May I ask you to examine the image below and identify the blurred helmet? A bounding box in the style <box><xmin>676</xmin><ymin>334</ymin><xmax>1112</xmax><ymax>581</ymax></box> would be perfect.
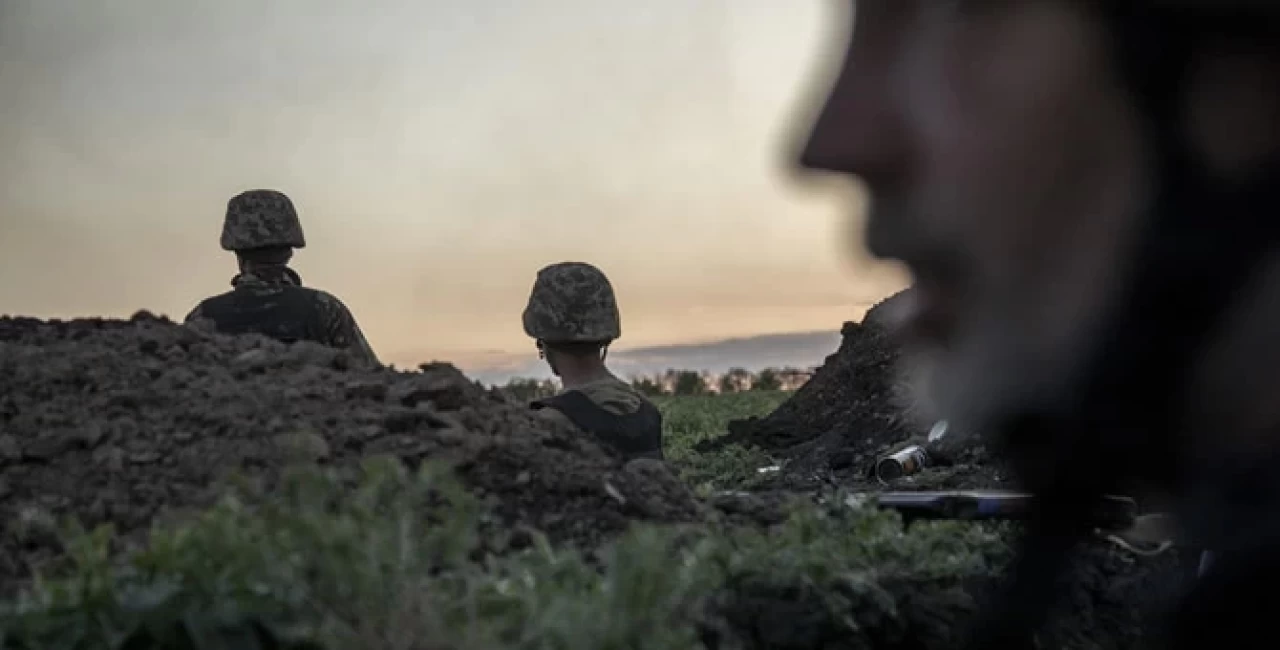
<box><xmin>220</xmin><ymin>189</ymin><xmax>306</xmax><ymax>251</ymax></box>
<box><xmin>522</xmin><ymin>262</ymin><xmax>622</xmax><ymax>343</ymax></box>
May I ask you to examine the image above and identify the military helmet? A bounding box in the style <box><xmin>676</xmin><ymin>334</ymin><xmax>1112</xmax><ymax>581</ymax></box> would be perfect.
<box><xmin>220</xmin><ymin>189</ymin><xmax>307</xmax><ymax>251</ymax></box>
<box><xmin>522</xmin><ymin>262</ymin><xmax>622</xmax><ymax>343</ymax></box>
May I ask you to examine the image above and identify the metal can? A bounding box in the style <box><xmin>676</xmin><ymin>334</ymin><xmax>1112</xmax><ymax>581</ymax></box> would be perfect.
<box><xmin>875</xmin><ymin>445</ymin><xmax>930</xmax><ymax>483</ymax></box>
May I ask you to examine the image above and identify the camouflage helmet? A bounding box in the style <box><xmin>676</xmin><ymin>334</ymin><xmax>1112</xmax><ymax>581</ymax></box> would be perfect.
<box><xmin>220</xmin><ymin>189</ymin><xmax>306</xmax><ymax>251</ymax></box>
<box><xmin>522</xmin><ymin>262</ymin><xmax>622</xmax><ymax>343</ymax></box>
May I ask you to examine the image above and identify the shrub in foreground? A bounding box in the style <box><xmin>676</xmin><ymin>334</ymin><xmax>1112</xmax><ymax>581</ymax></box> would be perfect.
<box><xmin>0</xmin><ymin>458</ymin><xmax>1008</xmax><ymax>650</ymax></box>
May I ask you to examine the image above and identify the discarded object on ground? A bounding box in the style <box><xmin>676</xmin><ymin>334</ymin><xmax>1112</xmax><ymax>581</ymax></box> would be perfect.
<box><xmin>872</xmin><ymin>419</ymin><xmax>952</xmax><ymax>483</ymax></box>
<box><xmin>860</xmin><ymin>490</ymin><xmax>1175</xmax><ymax>556</ymax></box>
<box><xmin>927</xmin><ymin>420</ymin><xmax>949</xmax><ymax>443</ymax></box>
<box><xmin>874</xmin><ymin>445</ymin><xmax>931</xmax><ymax>483</ymax></box>
<box><xmin>1102</xmin><ymin>513</ymin><xmax>1179</xmax><ymax>557</ymax></box>
<box><xmin>859</xmin><ymin>490</ymin><xmax>1139</xmax><ymax>532</ymax></box>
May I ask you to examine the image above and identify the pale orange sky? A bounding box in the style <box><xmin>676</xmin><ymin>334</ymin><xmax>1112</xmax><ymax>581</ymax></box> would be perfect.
<box><xmin>0</xmin><ymin>0</ymin><xmax>908</xmax><ymax>372</ymax></box>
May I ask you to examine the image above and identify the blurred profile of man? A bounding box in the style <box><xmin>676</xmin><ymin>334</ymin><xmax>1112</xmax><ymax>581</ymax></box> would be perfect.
<box><xmin>797</xmin><ymin>2</ymin><xmax>1280</xmax><ymax>647</ymax></box>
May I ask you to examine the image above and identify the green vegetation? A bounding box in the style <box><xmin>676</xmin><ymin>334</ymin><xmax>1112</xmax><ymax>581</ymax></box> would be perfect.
<box><xmin>657</xmin><ymin>391</ymin><xmax>788</xmax><ymax>495</ymax></box>
<box><xmin>497</xmin><ymin>367</ymin><xmax>814</xmax><ymax>400</ymax></box>
<box><xmin>0</xmin><ymin>395</ymin><xmax>1011</xmax><ymax>650</ymax></box>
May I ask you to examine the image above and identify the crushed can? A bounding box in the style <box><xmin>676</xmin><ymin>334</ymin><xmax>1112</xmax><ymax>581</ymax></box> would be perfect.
<box><xmin>875</xmin><ymin>445</ymin><xmax>929</xmax><ymax>483</ymax></box>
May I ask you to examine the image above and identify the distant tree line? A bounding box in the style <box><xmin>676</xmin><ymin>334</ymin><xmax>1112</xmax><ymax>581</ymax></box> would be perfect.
<box><xmin>495</xmin><ymin>367</ymin><xmax>813</xmax><ymax>401</ymax></box>
<box><xmin>497</xmin><ymin>377</ymin><xmax>561</xmax><ymax>402</ymax></box>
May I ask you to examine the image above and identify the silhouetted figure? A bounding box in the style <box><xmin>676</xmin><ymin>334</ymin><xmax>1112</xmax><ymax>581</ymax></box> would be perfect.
<box><xmin>185</xmin><ymin>189</ymin><xmax>379</xmax><ymax>367</ymax></box>
<box><xmin>523</xmin><ymin>261</ymin><xmax>663</xmax><ymax>461</ymax></box>
<box><xmin>797</xmin><ymin>2</ymin><xmax>1280</xmax><ymax>648</ymax></box>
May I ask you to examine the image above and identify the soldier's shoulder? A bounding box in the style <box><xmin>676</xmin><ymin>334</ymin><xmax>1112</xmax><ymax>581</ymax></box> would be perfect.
<box><xmin>635</xmin><ymin>389</ymin><xmax>660</xmax><ymax>409</ymax></box>
<box><xmin>299</xmin><ymin>286</ymin><xmax>343</xmax><ymax>303</ymax></box>
<box><xmin>533</xmin><ymin>405</ymin><xmax>576</xmax><ymax>428</ymax></box>
<box><xmin>198</xmin><ymin>288</ymin><xmax>236</xmax><ymax>303</ymax></box>
<box><xmin>183</xmin><ymin>295</ymin><xmax>221</xmax><ymax>329</ymax></box>
<box><xmin>296</xmin><ymin>287</ymin><xmax>354</xmax><ymax>312</ymax></box>
<box><xmin>576</xmin><ymin>376</ymin><xmax>648</xmax><ymax>415</ymax></box>
<box><xmin>602</xmin><ymin>375</ymin><xmax>649</xmax><ymax>399</ymax></box>
<box><xmin>187</xmin><ymin>291</ymin><xmax>233</xmax><ymax>316</ymax></box>
<box><xmin>632</xmin><ymin>387</ymin><xmax>661</xmax><ymax>413</ymax></box>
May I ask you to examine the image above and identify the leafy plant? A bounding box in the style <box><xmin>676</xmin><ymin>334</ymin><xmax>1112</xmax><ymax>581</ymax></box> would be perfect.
<box><xmin>1</xmin><ymin>456</ymin><xmax>1008</xmax><ymax>650</ymax></box>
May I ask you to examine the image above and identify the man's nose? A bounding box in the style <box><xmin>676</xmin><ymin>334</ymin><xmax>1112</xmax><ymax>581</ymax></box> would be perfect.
<box><xmin>796</xmin><ymin>58</ymin><xmax>908</xmax><ymax>189</ymax></box>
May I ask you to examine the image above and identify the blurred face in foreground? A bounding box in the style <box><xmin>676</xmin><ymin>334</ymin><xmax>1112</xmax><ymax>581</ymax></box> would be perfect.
<box><xmin>800</xmin><ymin>1</ymin><xmax>1154</xmax><ymax>432</ymax></box>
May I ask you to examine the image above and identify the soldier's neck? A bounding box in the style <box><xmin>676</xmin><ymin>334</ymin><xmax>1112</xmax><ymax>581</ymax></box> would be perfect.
<box><xmin>558</xmin><ymin>362</ymin><xmax>614</xmax><ymax>390</ymax></box>
<box><xmin>233</xmin><ymin>263</ymin><xmax>300</xmax><ymax>286</ymax></box>
<box><xmin>238</xmin><ymin>260</ymin><xmax>291</xmax><ymax>274</ymax></box>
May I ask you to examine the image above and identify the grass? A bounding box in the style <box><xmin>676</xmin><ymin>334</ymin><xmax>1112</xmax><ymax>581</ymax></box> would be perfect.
<box><xmin>655</xmin><ymin>391</ymin><xmax>789</xmax><ymax>495</ymax></box>
<box><xmin>0</xmin><ymin>393</ymin><xmax>1011</xmax><ymax>650</ymax></box>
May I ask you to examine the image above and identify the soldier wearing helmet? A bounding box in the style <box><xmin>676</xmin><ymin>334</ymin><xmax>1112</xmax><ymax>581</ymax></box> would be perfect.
<box><xmin>522</xmin><ymin>261</ymin><xmax>663</xmax><ymax>461</ymax></box>
<box><xmin>183</xmin><ymin>189</ymin><xmax>380</xmax><ymax>367</ymax></box>
<box><xmin>799</xmin><ymin>1</ymin><xmax>1280</xmax><ymax>648</ymax></box>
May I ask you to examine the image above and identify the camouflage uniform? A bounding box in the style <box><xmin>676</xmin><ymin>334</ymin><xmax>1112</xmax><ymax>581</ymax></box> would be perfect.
<box><xmin>522</xmin><ymin>262</ymin><xmax>663</xmax><ymax>460</ymax></box>
<box><xmin>184</xmin><ymin>189</ymin><xmax>380</xmax><ymax>368</ymax></box>
<box><xmin>184</xmin><ymin>267</ymin><xmax>379</xmax><ymax>366</ymax></box>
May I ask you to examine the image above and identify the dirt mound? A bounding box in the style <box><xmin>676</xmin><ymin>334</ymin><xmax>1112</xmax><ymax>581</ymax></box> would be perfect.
<box><xmin>861</xmin><ymin>286</ymin><xmax>914</xmax><ymax>329</ymax></box>
<box><xmin>0</xmin><ymin>312</ymin><xmax>701</xmax><ymax>589</ymax></box>
<box><xmin>701</xmin><ymin>288</ymin><xmax>1010</xmax><ymax>486</ymax></box>
<box><xmin>702</xmin><ymin>297</ymin><xmax>920</xmax><ymax>467</ymax></box>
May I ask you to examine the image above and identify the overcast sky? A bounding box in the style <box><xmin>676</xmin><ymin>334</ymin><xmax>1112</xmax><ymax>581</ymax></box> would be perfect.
<box><xmin>0</xmin><ymin>0</ymin><xmax>907</xmax><ymax>371</ymax></box>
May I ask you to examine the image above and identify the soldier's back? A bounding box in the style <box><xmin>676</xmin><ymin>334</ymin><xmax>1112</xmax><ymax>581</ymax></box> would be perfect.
<box><xmin>188</xmin><ymin>282</ymin><xmax>328</xmax><ymax>346</ymax></box>
<box><xmin>532</xmin><ymin>375</ymin><xmax>665</xmax><ymax>460</ymax></box>
<box><xmin>185</xmin><ymin>266</ymin><xmax>380</xmax><ymax>368</ymax></box>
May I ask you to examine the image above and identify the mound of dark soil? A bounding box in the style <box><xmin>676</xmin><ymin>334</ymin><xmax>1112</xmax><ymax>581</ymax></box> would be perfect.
<box><xmin>0</xmin><ymin>313</ymin><xmax>701</xmax><ymax>590</ymax></box>
<box><xmin>699</xmin><ymin>288</ymin><xmax>1013</xmax><ymax>488</ymax></box>
<box><xmin>707</xmin><ymin>319</ymin><xmax>908</xmax><ymax>451</ymax></box>
<box><xmin>0</xmin><ymin>310</ymin><xmax>1194</xmax><ymax>649</ymax></box>
<box><xmin>701</xmin><ymin>289</ymin><xmax>923</xmax><ymax>471</ymax></box>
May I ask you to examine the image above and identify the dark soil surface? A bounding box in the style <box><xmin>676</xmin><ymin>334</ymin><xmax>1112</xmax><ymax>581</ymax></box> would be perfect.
<box><xmin>703</xmin><ymin>316</ymin><xmax>911</xmax><ymax>455</ymax></box>
<box><xmin>701</xmin><ymin>289</ymin><xmax>939</xmax><ymax>483</ymax></box>
<box><xmin>0</xmin><ymin>310</ymin><xmax>1195</xmax><ymax>649</ymax></box>
<box><xmin>0</xmin><ymin>313</ymin><xmax>702</xmax><ymax>591</ymax></box>
<box><xmin>701</xmin><ymin>287</ymin><xmax>1008</xmax><ymax>490</ymax></box>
